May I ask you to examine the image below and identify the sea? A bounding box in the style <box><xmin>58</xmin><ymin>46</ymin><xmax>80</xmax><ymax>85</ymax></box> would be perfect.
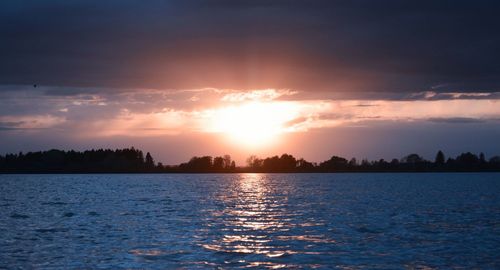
<box><xmin>1</xmin><ymin>173</ymin><xmax>499</xmax><ymax>269</ymax></box>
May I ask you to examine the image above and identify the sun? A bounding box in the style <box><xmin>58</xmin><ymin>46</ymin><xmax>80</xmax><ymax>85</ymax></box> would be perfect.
<box><xmin>210</xmin><ymin>102</ymin><xmax>298</xmax><ymax>147</ymax></box>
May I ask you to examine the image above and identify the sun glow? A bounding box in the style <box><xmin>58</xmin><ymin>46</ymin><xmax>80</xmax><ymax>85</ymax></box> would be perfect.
<box><xmin>210</xmin><ymin>102</ymin><xmax>298</xmax><ymax>147</ymax></box>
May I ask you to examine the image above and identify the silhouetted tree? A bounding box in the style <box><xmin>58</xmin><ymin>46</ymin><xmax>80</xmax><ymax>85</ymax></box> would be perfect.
<box><xmin>261</xmin><ymin>154</ymin><xmax>297</xmax><ymax>172</ymax></box>
<box><xmin>279</xmin><ymin>154</ymin><xmax>297</xmax><ymax>171</ymax></box>
<box><xmin>223</xmin><ymin>155</ymin><xmax>232</xmax><ymax>169</ymax></box>
<box><xmin>348</xmin><ymin>158</ymin><xmax>357</xmax><ymax>167</ymax></box>
<box><xmin>145</xmin><ymin>152</ymin><xmax>155</xmax><ymax>169</ymax></box>
<box><xmin>319</xmin><ymin>156</ymin><xmax>348</xmax><ymax>171</ymax></box>
<box><xmin>456</xmin><ymin>152</ymin><xmax>479</xmax><ymax>164</ymax></box>
<box><xmin>213</xmin><ymin>156</ymin><xmax>225</xmax><ymax>171</ymax></box>
<box><xmin>390</xmin><ymin>158</ymin><xmax>399</xmax><ymax>165</ymax></box>
<box><xmin>402</xmin><ymin>154</ymin><xmax>424</xmax><ymax>164</ymax></box>
<box><xmin>489</xmin><ymin>156</ymin><xmax>500</xmax><ymax>165</ymax></box>
<box><xmin>246</xmin><ymin>155</ymin><xmax>262</xmax><ymax>169</ymax></box>
<box><xmin>479</xmin><ymin>152</ymin><xmax>486</xmax><ymax>163</ymax></box>
<box><xmin>435</xmin><ymin>150</ymin><xmax>445</xmax><ymax>166</ymax></box>
<box><xmin>375</xmin><ymin>159</ymin><xmax>390</xmax><ymax>170</ymax></box>
<box><xmin>297</xmin><ymin>158</ymin><xmax>315</xmax><ymax>172</ymax></box>
<box><xmin>179</xmin><ymin>156</ymin><xmax>213</xmax><ymax>172</ymax></box>
<box><xmin>361</xmin><ymin>159</ymin><xmax>370</xmax><ymax>167</ymax></box>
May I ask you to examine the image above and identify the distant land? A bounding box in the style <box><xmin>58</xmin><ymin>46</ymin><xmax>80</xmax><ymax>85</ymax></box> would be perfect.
<box><xmin>1</xmin><ymin>148</ymin><xmax>499</xmax><ymax>173</ymax></box>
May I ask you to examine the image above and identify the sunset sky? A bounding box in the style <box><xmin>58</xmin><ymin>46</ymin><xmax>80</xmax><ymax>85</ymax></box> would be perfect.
<box><xmin>1</xmin><ymin>0</ymin><xmax>499</xmax><ymax>164</ymax></box>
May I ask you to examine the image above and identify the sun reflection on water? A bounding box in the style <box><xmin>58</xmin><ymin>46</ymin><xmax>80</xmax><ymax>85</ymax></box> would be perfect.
<box><xmin>196</xmin><ymin>173</ymin><xmax>338</xmax><ymax>268</ymax></box>
<box><xmin>200</xmin><ymin>174</ymin><xmax>293</xmax><ymax>259</ymax></box>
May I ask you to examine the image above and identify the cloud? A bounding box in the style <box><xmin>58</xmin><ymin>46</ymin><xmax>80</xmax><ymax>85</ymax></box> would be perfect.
<box><xmin>0</xmin><ymin>86</ymin><xmax>499</xmax><ymax>139</ymax></box>
<box><xmin>0</xmin><ymin>1</ymin><xmax>499</xmax><ymax>92</ymax></box>
<box><xmin>220</xmin><ymin>89</ymin><xmax>297</xmax><ymax>102</ymax></box>
<box><xmin>0</xmin><ymin>115</ymin><xmax>65</xmax><ymax>130</ymax></box>
<box><xmin>0</xmin><ymin>86</ymin><xmax>499</xmax><ymax>164</ymax></box>
<box><xmin>74</xmin><ymin>109</ymin><xmax>190</xmax><ymax>137</ymax></box>
<box><xmin>407</xmin><ymin>91</ymin><xmax>500</xmax><ymax>101</ymax></box>
<box><xmin>0</xmin><ymin>121</ymin><xmax>25</xmax><ymax>130</ymax></box>
<box><xmin>426</xmin><ymin>117</ymin><xmax>491</xmax><ymax>124</ymax></box>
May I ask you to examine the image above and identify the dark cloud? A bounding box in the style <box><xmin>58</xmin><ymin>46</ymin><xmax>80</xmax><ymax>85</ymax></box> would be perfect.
<box><xmin>427</xmin><ymin>117</ymin><xmax>493</xmax><ymax>124</ymax></box>
<box><xmin>407</xmin><ymin>91</ymin><xmax>500</xmax><ymax>101</ymax></box>
<box><xmin>1</xmin><ymin>1</ymin><xmax>500</xmax><ymax>161</ymax></box>
<box><xmin>0</xmin><ymin>121</ymin><xmax>50</xmax><ymax>130</ymax></box>
<box><xmin>429</xmin><ymin>117</ymin><xmax>484</xmax><ymax>124</ymax></box>
<box><xmin>0</xmin><ymin>121</ymin><xmax>25</xmax><ymax>130</ymax></box>
<box><xmin>352</xmin><ymin>104</ymin><xmax>380</xmax><ymax>107</ymax></box>
<box><xmin>0</xmin><ymin>0</ymin><xmax>499</xmax><ymax>92</ymax></box>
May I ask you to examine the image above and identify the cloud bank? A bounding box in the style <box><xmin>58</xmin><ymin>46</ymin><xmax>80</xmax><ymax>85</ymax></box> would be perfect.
<box><xmin>0</xmin><ymin>0</ymin><xmax>499</xmax><ymax>92</ymax></box>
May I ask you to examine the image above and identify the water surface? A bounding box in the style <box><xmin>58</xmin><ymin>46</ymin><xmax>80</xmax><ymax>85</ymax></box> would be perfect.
<box><xmin>1</xmin><ymin>173</ymin><xmax>499</xmax><ymax>269</ymax></box>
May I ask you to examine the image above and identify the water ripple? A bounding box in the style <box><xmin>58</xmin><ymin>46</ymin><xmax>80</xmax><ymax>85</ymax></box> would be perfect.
<box><xmin>0</xmin><ymin>173</ymin><xmax>499</xmax><ymax>269</ymax></box>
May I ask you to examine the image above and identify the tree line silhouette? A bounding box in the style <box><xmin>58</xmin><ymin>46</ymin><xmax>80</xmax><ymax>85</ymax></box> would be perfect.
<box><xmin>245</xmin><ymin>151</ymin><xmax>500</xmax><ymax>172</ymax></box>
<box><xmin>0</xmin><ymin>148</ymin><xmax>155</xmax><ymax>173</ymax></box>
<box><xmin>0</xmin><ymin>148</ymin><xmax>499</xmax><ymax>173</ymax></box>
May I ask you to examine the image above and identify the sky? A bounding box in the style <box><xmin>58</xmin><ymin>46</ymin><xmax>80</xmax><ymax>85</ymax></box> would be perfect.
<box><xmin>0</xmin><ymin>0</ymin><xmax>499</xmax><ymax>165</ymax></box>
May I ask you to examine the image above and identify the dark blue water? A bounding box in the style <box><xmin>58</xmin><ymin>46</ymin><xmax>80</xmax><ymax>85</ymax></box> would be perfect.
<box><xmin>1</xmin><ymin>173</ymin><xmax>499</xmax><ymax>269</ymax></box>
